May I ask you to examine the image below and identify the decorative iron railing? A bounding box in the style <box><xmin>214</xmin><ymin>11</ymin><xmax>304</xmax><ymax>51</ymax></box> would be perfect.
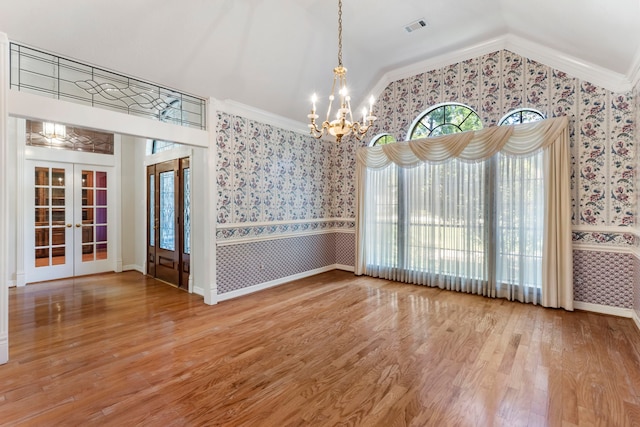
<box><xmin>9</xmin><ymin>43</ymin><xmax>207</xmax><ymax>130</ymax></box>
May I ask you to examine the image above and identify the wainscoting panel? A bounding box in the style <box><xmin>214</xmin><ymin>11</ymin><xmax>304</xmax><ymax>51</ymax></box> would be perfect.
<box><xmin>336</xmin><ymin>232</ymin><xmax>355</xmax><ymax>267</ymax></box>
<box><xmin>634</xmin><ymin>254</ymin><xmax>640</xmax><ymax>319</ymax></box>
<box><xmin>573</xmin><ymin>250</ymin><xmax>634</xmax><ymax>309</ymax></box>
<box><xmin>216</xmin><ymin>233</ymin><xmax>336</xmax><ymax>294</ymax></box>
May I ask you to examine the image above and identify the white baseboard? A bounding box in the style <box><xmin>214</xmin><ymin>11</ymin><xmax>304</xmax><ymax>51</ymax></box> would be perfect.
<box><xmin>217</xmin><ymin>265</ymin><xmax>340</xmax><ymax>302</ymax></box>
<box><xmin>573</xmin><ymin>301</ymin><xmax>633</xmax><ymax>318</ymax></box>
<box><xmin>0</xmin><ymin>334</ymin><xmax>7</xmax><ymax>364</ymax></box>
<box><xmin>122</xmin><ymin>264</ymin><xmax>144</xmax><ymax>274</ymax></box>
<box><xmin>16</xmin><ymin>272</ymin><xmax>25</xmax><ymax>287</ymax></box>
<box><xmin>633</xmin><ymin>310</ymin><xmax>640</xmax><ymax>332</ymax></box>
<box><xmin>335</xmin><ymin>264</ymin><xmax>355</xmax><ymax>272</ymax></box>
<box><xmin>193</xmin><ymin>286</ymin><xmax>204</xmax><ymax>297</ymax></box>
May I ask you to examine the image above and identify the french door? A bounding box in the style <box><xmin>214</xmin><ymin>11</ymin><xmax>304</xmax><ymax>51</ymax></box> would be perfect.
<box><xmin>147</xmin><ymin>158</ymin><xmax>190</xmax><ymax>289</ymax></box>
<box><xmin>26</xmin><ymin>161</ymin><xmax>113</xmax><ymax>283</ymax></box>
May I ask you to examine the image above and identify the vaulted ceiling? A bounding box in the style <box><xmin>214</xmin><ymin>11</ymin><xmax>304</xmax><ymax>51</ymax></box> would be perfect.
<box><xmin>2</xmin><ymin>0</ymin><xmax>639</xmax><ymax>125</ymax></box>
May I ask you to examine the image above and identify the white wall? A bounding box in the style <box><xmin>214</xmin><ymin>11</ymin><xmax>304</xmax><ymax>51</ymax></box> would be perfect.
<box><xmin>119</xmin><ymin>135</ymin><xmax>147</xmax><ymax>272</ymax></box>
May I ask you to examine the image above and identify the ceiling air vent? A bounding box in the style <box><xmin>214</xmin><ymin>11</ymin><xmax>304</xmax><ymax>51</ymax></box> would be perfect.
<box><xmin>404</xmin><ymin>19</ymin><xmax>428</xmax><ymax>33</ymax></box>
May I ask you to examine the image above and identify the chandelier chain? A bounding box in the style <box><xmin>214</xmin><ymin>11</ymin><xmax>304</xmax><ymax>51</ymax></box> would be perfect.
<box><xmin>337</xmin><ymin>0</ymin><xmax>343</xmax><ymax>66</ymax></box>
<box><xmin>307</xmin><ymin>0</ymin><xmax>376</xmax><ymax>143</ymax></box>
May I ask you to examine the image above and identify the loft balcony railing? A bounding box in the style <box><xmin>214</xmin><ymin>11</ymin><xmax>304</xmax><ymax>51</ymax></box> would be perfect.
<box><xmin>9</xmin><ymin>42</ymin><xmax>207</xmax><ymax>130</ymax></box>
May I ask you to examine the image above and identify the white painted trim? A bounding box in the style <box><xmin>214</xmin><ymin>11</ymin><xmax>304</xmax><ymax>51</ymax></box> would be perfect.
<box><xmin>572</xmin><ymin>244</ymin><xmax>634</xmax><ymax>254</ymax></box>
<box><xmin>216</xmin><ymin>228</ymin><xmax>354</xmax><ymax>247</ymax></box>
<box><xmin>571</xmin><ymin>225</ymin><xmax>636</xmax><ymax>233</ymax></box>
<box><xmin>0</xmin><ymin>338</ymin><xmax>6</xmax><ymax>365</ymax></box>
<box><xmin>335</xmin><ymin>264</ymin><xmax>355</xmax><ymax>272</ymax></box>
<box><xmin>217</xmin><ymin>217</ymin><xmax>355</xmax><ymax>229</ymax></box>
<box><xmin>122</xmin><ymin>264</ymin><xmax>144</xmax><ymax>273</ymax></box>
<box><xmin>25</xmin><ymin>145</ymin><xmax>117</xmax><ymax>166</ymax></box>
<box><xmin>144</xmin><ymin>146</ymin><xmax>193</xmax><ymax>166</ymax></box>
<box><xmin>16</xmin><ymin>272</ymin><xmax>25</xmax><ymax>287</ymax></box>
<box><xmin>633</xmin><ymin>310</ymin><xmax>640</xmax><ymax>333</ymax></box>
<box><xmin>193</xmin><ymin>285</ymin><xmax>204</xmax><ymax>297</ymax></box>
<box><xmin>573</xmin><ymin>301</ymin><xmax>633</xmax><ymax>318</ymax></box>
<box><xmin>362</xmin><ymin>34</ymin><xmax>634</xmax><ymax>112</ymax></box>
<box><xmin>15</xmin><ymin>119</ymin><xmax>25</xmax><ymax>287</ymax></box>
<box><xmin>215</xmin><ymin>99</ymin><xmax>309</xmax><ymax>135</ymax></box>
<box><xmin>625</xmin><ymin>43</ymin><xmax>640</xmax><ymax>89</ymax></box>
<box><xmin>364</xmin><ymin>36</ymin><xmax>506</xmax><ymax>108</ymax></box>
<box><xmin>0</xmin><ymin>32</ymin><xmax>9</xmax><ymax>365</ymax></box>
<box><xmin>204</xmin><ymin>97</ymin><xmax>218</xmax><ymax>305</ymax></box>
<box><xmin>114</xmin><ymin>135</ymin><xmax>123</xmax><ymax>274</ymax></box>
<box><xmin>9</xmin><ymin>91</ymin><xmax>209</xmax><ymax>148</ymax></box>
<box><xmin>503</xmin><ymin>34</ymin><xmax>630</xmax><ymax>93</ymax></box>
<box><xmin>217</xmin><ymin>265</ymin><xmax>338</xmax><ymax>302</ymax></box>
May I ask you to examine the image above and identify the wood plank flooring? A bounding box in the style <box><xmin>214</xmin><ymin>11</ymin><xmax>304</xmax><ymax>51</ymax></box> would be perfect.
<box><xmin>1</xmin><ymin>270</ymin><xmax>640</xmax><ymax>426</ymax></box>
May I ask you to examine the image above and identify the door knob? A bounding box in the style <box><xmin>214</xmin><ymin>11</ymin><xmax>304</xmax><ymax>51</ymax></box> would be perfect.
<box><xmin>75</xmin><ymin>224</ymin><xmax>81</xmax><ymax>228</ymax></box>
<box><xmin>66</xmin><ymin>224</ymin><xmax>72</xmax><ymax>228</ymax></box>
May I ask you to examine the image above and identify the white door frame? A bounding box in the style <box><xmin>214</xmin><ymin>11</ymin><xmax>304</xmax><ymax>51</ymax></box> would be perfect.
<box><xmin>19</xmin><ymin>133</ymin><xmax>122</xmax><ymax>284</ymax></box>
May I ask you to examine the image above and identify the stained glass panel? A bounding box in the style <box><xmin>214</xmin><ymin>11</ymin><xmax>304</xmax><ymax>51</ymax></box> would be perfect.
<box><xmin>184</xmin><ymin>168</ymin><xmax>191</xmax><ymax>254</ymax></box>
<box><xmin>159</xmin><ymin>171</ymin><xmax>175</xmax><ymax>251</ymax></box>
<box><xmin>149</xmin><ymin>174</ymin><xmax>155</xmax><ymax>246</ymax></box>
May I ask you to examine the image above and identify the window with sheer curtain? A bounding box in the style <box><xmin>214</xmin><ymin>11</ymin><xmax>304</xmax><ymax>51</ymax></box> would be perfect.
<box><xmin>356</xmin><ymin>107</ymin><xmax>572</xmax><ymax>309</ymax></box>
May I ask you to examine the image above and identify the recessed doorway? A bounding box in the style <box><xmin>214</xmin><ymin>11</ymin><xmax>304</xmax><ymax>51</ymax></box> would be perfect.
<box><xmin>25</xmin><ymin>161</ymin><xmax>114</xmax><ymax>283</ymax></box>
<box><xmin>146</xmin><ymin>158</ymin><xmax>190</xmax><ymax>290</ymax></box>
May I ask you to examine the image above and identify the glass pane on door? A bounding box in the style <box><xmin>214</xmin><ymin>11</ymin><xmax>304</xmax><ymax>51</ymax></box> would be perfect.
<box><xmin>184</xmin><ymin>168</ymin><xmax>190</xmax><ymax>254</ymax></box>
<box><xmin>159</xmin><ymin>171</ymin><xmax>175</xmax><ymax>251</ymax></box>
<box><xmin>81</xmin><ymin>170</ymin><xmax>108</xmax><ymax>262</ymax></box>
<box><xmin>149</xmin><ymin>174</ymin><xmax>155</xmax><ymax>246</ymax></box>
<box><xmin>34</xmin><ymin>167</ymin><xmax>66</xmax><ymax>268</ymax></box>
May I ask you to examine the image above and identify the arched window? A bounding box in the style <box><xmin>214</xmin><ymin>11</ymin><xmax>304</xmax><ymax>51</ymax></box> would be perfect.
<box><xmin>499</xmin><ymin>108</ymin><xmax>545</xmax><ymax>126</ymax></box>
<box><xmin>370</xmin><ymin>133</ymin><xmax>396</xmax><ymax>146</ymax></box>
<box><xmin>408</xmin><ymin>103</ymin><xmax>483</xmax><ymax>140</ymax></box>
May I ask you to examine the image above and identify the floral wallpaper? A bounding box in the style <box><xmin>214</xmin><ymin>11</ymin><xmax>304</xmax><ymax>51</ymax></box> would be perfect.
<box><xmin>216</xmin><ymin>112</ymin><xmax>334</xmax><ymax>225</ymax></box>
<box><xmin>346</xmin><ymin>49</ymin><xmax>636</xmax><ymax>229</ymax></box>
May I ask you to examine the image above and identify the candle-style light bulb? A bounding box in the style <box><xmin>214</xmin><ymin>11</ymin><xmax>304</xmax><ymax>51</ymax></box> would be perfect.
<box><xmin>311</xmin><ymin>93</ymin><xmax>317</xmax><ymax>112</ymax></box>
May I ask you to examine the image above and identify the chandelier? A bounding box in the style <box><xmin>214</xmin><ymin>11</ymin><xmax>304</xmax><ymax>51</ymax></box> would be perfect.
<box><xmin>308</xmin><ymin>0</ymin><xmax>376</xmax><ymax>143</ymax></box>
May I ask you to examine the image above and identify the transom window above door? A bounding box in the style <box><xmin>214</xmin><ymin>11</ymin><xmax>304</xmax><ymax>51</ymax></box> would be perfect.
<box><xmin>26</xmin><ymin>120</ymin><xmax>114</xmax><ymax>155</ymax></box>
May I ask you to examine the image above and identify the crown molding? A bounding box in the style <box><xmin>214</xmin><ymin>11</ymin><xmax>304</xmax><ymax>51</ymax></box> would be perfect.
<box><xmin>627</xmin><ymin>45</ymin><xmax>640</xmax><ymax>89</ymax></box>
<box><xmin>361</xmin><ymin>36</ymin><xmax>506</xmax><ymax>111</ymax></box>
<box><xmin>504</xmin><ymin>34</ymin><xmax>631</xmax><ymax>93</ymax></box>
<box><xmin>362</xmin><ymin>33</ymin><xmax>635</xmax><ymax>110</ymax></box>
<box><xmin>214</xmin><ymin>98</ymin><xmax>310</xmax><ymax>135</ymax></box>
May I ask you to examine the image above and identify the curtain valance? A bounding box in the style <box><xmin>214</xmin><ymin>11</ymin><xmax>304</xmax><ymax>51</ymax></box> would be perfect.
<box><xmin>356</xmin><ymin>116</ymin><xmax>569</xmax><ymax>168</ymax></box>
<box><xmin>355</xmin><ymin>115</ymin><xmax>573</xmax><ymax>311</ymax></box>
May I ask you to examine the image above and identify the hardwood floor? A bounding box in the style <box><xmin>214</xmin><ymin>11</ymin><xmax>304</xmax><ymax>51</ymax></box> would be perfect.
<box><xmin>1</xmin><ymin>270</ymin><xmax>640</xmax><ymax>426</ymax></box>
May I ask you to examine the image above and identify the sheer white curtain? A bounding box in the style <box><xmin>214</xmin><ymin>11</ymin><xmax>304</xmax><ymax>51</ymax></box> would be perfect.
<box><xmin>355</xmin><ymin>117</ymin><xmax>572</xmax><ymax>310</ymax></box>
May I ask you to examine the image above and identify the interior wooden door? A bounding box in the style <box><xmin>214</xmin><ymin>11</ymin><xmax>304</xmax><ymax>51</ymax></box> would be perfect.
<box><xmin>147</xmin><ymin>158</ymin><xmax>189</xmax><ymax>289</ymax></box>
